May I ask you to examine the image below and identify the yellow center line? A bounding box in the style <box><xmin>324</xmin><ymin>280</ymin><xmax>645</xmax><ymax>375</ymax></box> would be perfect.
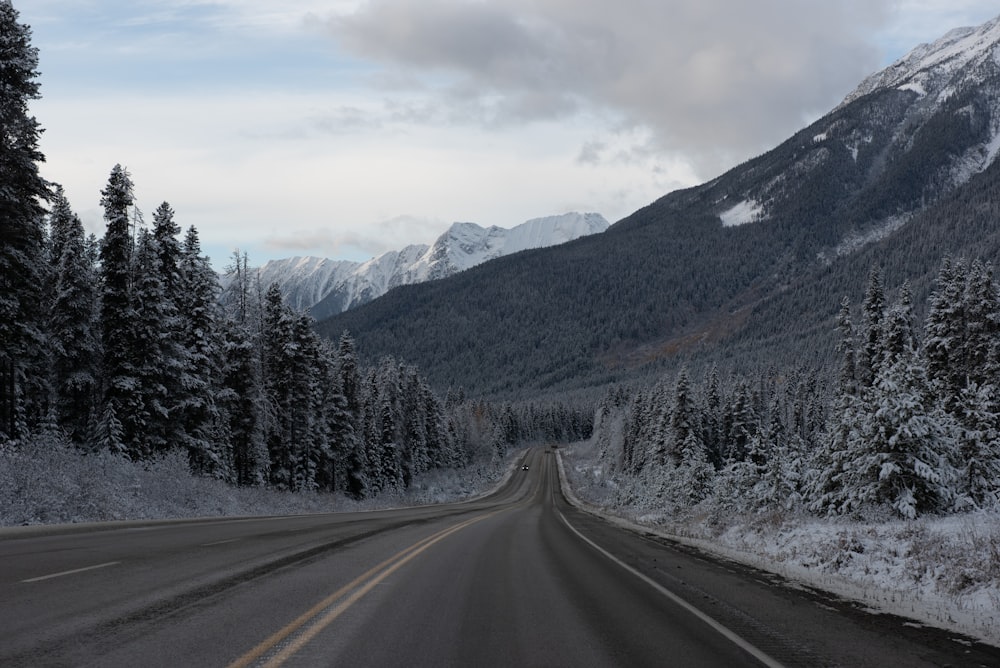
<box><xmin>228</xmin><ymin>510</ymin><xmax>505</xmax><ymax>668</ymax></box>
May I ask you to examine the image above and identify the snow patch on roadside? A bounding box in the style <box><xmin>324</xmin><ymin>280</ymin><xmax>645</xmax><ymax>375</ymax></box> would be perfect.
<box><xmin>559</xmin><ymin>442</ymin><xmax>1000</xmax><ymax>648</ymax></box>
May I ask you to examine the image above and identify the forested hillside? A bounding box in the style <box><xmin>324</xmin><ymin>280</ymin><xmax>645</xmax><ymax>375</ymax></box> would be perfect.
<box><xmin>588</xmin><ymin>258</ymin><xmax>1000</xmax><ymax>520</ymax></box>
<box><xmin>316</xmin><ymin>19</ymin><xmax>1000</xmax><ymax>398</ymax></box>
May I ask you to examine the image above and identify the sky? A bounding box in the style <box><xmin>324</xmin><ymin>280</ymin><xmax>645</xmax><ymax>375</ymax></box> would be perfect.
<box><xmin>17</xmin><ymin>0</ymin><xmax>1000</xmax><ymax>268</ymax></box>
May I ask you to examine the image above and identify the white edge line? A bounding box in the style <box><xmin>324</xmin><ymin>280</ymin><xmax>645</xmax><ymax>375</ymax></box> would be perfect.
<box><xmin>201</xmin><ymin>538</ymin><xmax>241</xmax><ymax>546</ymax></box>
<box><xmin>21</xmin><ymin>561</ymin><xmax>121</xmax><ymax>583</ymax></box>
<box><xmin>556</xmin><ymin>509</ymin><xmax>785</xmax><ymax>668</ymax></box>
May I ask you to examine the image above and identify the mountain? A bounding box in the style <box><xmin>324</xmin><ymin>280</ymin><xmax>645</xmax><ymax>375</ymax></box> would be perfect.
<box><xmin>232</xmin><ymin>212</ymin><xmax>608</xmax><ymax>320</ymax></box>
<box><xmin>317</xmin><ymin>14</ymin><xmax>1000</xmax><ymax>398</ymax></box>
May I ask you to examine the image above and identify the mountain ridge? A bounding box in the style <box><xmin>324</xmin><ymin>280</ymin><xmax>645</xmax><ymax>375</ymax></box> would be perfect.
<box><xmin>316</xmin><ymin>13</ymin><xmax>1000</xmax><ymax>398</ymax></box>
<box><xmin>230</xmin><ymin>212</ymin><xmax>608</xmax><ymax>320</ymax></box>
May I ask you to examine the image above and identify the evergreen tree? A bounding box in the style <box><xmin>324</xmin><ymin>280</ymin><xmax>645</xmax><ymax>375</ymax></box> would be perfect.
<box><xmin>880</xmin><ymin>282</ymin><xmax>915</xmax><ymax>369</ymax></box>
<box><xmin>130</xmin><ymin>228</ymin><xmax>178</xmax><ymax>454</ymax></box>
<box><xmin>152</xmin><ymin>202</ymin><xmax>182</xmax><ymax>297</ymax></box>
<box><xmin>667</xmin><ymin>367</ymin><xmax>696</xmax><ymax>468</ymax></box>
<box><xmin>177</xmin><ymin>226</ymin><xmax>229</xmax><ymax>477</ymax></box>
<box><xmin>674</xmin><ymin>430</ymin><xmax>715</xmax><ymax>505</ymax></box>
<box><xmin>220</xmin><ymin>316</ymin><xmax>269</xmax><ymax>486</ymax></box>
<box><xmin>861</xmin><ymin>351</ymin><xmax>956</xmax><ymax>518</ymax></box>
<box><xmin>91</xmin><ymin>399</ymin><xmax>125</xmax><ymax>455</ymax></box>
<box><xmin>98</xmin><ymin>165</ymin><xmax>144</xmax><ymax>456</ymax></box>
<box><xmin>835</xmin><ymin>296</ymin><xmax>857</xmax><ymax>397</ymax></box>
<box><xmin>289</xmin><ymin>311</ymin><xmax>325</xmax><ymax>491</ymax></box>
<box><xmin>722</xmin><ymin>380</ymin><xmax>756</xmax><ymax>463</ymax></box>
<box><xmin>48</xmin><ymin>194</ymin><xmax>98</xmax><ymax>441</ymax></box>
<box><xmin>337</xmin><ymin>333</ymin><xmax>369</xmax><ymax>498</ymax></box>
<box><xmin>46</xmin><ymin>185</ymin><xmax>74</xmax><ymax>276</ymax></box>
<box><xmin>953</xmin><ymin>382</ymin><xmax>1000</xmax><ymax>510</ymax></box>
<box><xmin>316</xmin><ymin>339</ymin><xmax>353</xmax><ymax>492</ymax></box>
<box><xmin>961</xmin><ymin>261</ymin><xmax>1000</xmax><ymax>390</ymax></box>
<box><xmin>700</xmin><ymin>365</ymin><xmax>723</xmax><ymax>467</ymax></box>
<box><xmin>924</xmin><ymin>257</ymin><xmax>967</xmax><ymax>410</ymax></box>
<box><xmin>839</xmin><ymin>292</ymin><xmax>955</xmax><ymax>518</ymax></box>
<box><xmin>0</xmin><ymin>2</ymin><xmax>49</xmax><ymax>439</ymax></box>
<box><xmin>261</xmin><ymin>283</ymin><xmax>296</xmax><ymax>489</ymax></box>
<box><xmin>858</xmin><ymin>267</ymin><xmax>885</xmax><ymax>387</ymax></box>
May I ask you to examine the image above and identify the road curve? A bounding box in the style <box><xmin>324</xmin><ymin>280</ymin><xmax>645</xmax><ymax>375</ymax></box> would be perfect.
<box><xmin>1</xmin><ymin>447</ymin><xmax>998</xmax><ymax>667</ymax></box>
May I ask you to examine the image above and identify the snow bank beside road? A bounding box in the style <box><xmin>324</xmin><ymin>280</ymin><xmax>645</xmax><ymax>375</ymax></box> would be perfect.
<box><xmin>0</xmin><ymin>436</ymin><xmax>512</xmax><ymax>527</ymax></box>
<box><xmin>559</xmin><ymin>440</ymin><xmax>1000</xmax><ymax>648</ymax></box>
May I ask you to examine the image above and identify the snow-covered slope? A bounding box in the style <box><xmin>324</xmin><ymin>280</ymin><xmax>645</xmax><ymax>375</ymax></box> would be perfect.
<box><xmin>234</xmin><ymin>212</ymin><xmax>608</xmax><ymax>320</ymax></box>
<box><xmin>410</xmin><ymin>211</ymin><xmax>610</xmax><ymax>280</ymax></box>
<box><xmin>842</xmin><ymin>16</ymin><xmax>1000</xmax><ymax>107</ymax></box>
<box><xmin>685</xmin><ymin>12</ymin><xmax>1000</xmax><ymax>253</ymax></box>
<box><xmin>835</xmin><ymin>14</ymin><xmax>1000</xmax><ymax>187</ymax></box>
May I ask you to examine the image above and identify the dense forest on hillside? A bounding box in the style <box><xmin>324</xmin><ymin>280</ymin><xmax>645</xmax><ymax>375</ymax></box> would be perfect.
<box><xmin>590</xmin><ymin>262</ymin><xmax>1000</xmax><ymax>519</ymax></box>
<box><xmin>316</xmin><ymin>70</ymin><xmax>1000</xmax><ymax>398</ymax></box>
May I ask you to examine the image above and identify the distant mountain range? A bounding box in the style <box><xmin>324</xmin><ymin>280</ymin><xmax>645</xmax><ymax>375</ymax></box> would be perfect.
<box><xmin>315</xmin><ymin>13</ymin><xmax>1000</xmax><ymax>398</ymax></box>
<box><xmin>227</xmin><ymin>212</ymin><xmax>608</xmax><ymax>320</ymax></box>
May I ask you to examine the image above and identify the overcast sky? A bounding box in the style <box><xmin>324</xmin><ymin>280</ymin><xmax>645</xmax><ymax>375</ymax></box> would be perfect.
<box><xmin>19</xmin><ymin>0</ymin><xmax>1000</xmax><ymax>267</ymax></box>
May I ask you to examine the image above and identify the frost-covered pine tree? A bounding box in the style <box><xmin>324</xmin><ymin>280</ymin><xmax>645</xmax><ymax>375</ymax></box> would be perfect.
<box><xmin>961</xmin><ymin>261</ymin><xmax>1000</xmax><ymax>390</ymax></box>
<box><xmin>46</xmin><ymin>185</ymin><xmax>74</xmax><ymax>276</ymax></box>
<box><xmin>289</xmin><ymin>311</ymin><xmax>325</xmax><ymax>491</ymax></box>
<box><xmin>48</xmin><ymin>192</ymin><xmax>98</xmax><ymax>442</ymax></box>
<box><xmin>808</xmin><ymin>294</ymin><xmax>866</xmax><ymax>515</ymax></box>
<box><xmin>0</xmin><ymin>2</ymin><xmax>49</xmax><ymax>439</ymax></box>
<box><xmin>90</xmin><ymin>399</ymin><xmax>125</xmax><ymax>456</ymax></box>
<box><xmin>315</xmin><ymin>340</ymin><xmax>353</xmax><ymax>492</ymax></box>
<box><xmin>923</xmin><ymin>257</ymin><xmax>967</xmax><ymax>411</ymax></box>
<box><xmin>220</xmin><ymin>315</ymin><xmax>269</xmax><ymax>486</ymax></box>
<box><xmin>835</xmin><ymin>297</ymin><xmax>857</xmax><ymax>397</ymax></box>
<box><xmin>421</xmin><ymin>377</ymin><xmax>458</xmax><ymax>468</ymax></box>
<box><xmin>152</xmin><ymin>203</ymin><xmax>182</xmax><ymax>296</ymax></box>
<box><xmin>337</xmin><ymin>332</ymin><xmax>369</xmax><ymax>498</ymax></box>
<box><xmin>261</xmin><ymin>283</ymin><xmax>297</xmax><ymax>489</ymax></box>
<box><xmin>401</xmin><ymin>368</ymin><xmax>430</xmax><ymax>487</ymax></box>
<box><xmin>673</xmin><ymin>429</ymin><xmax>715</xmax><ymax>507</ymax></box>
<box><xmin>177</xmin><ymin>226</ymin><xmax>230</xmax><ymax>478</ymax></box>
<box><xmin>130</xmin><ymin>228</ymin><xmax>180</xmax><ymax>455</ymax></box>
<box><xmin>722</xmin><ymin>380</ymin><xmax>756</xmax><ymax>463</ymax></box>
<box><xmin>953</xmin><ymin>382</ymin><xmax>1000</xmax><ymax>510</ymax></box>
<box><xmin>98</xmin><ymin>165</ymin><xmax>146</xmax><ymax>456</ymax></box>
<box><xmin>858</xmin><ymin>267</ymin><xmax>885</xmax><ymax>388</ymax></box>
<box><xmin>667</xmin><ymin>367</ymin><xmax>697</xmax><ymax>468</ymax></box>
<box><xmin>619</xmin><ymin>389</ymin><xmax>646</xmax><ymax>474</ymax></box>
<box><xmin>845</xmin><ymin>293</ymin><xmax>957</xmax><ymax>518</ymax></box>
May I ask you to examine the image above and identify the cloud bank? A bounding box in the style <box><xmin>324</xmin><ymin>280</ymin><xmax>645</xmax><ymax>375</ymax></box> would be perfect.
<box><xmin>328</xmin><ymin>0</ymin><xmax>890</xmax><ymax>177</ymax></box>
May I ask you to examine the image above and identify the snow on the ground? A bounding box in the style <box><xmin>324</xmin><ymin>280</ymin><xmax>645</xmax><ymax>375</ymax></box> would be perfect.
<box><xmin>719</xmin><ymin>199</ymin><xmax>763</xmax><ymax>227</ymax></box>
<box><xmin>898</xmin><ymin>81</ymin><xmax>927</xmax><ymax>96</ymax></box>
<box><xmin>0</xmin><ymin>437</ymin><xmax>514</xmax><ymax>528</ymax></box>
<box><xmin>559</xmin><ymin>440</ymin><xmax>1000</xmax><ymax>648</ymax></box>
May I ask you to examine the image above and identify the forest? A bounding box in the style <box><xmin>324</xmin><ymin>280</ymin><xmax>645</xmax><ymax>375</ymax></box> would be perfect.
<box><xmin>590</xmin><ymin>262</ymin><xmax>1000</xmax><ymax>520</ymax></box>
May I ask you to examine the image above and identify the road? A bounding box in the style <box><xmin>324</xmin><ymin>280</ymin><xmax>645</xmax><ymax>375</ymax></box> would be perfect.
<box><xmin>1</xmin><ymin>447</ymin><xmax>998</xmax><ymax>667</ymax></box>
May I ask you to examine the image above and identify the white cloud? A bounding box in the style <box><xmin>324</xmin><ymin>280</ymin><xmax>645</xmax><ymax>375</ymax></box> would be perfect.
<box><xmin>328</xmin><ymin>0</ymin><xmax>893</xmax><ymax>179</ymax></box>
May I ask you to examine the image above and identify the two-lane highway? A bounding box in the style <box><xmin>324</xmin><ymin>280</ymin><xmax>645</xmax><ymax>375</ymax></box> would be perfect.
<box><xmin>2</xmin><ymin>447</ymin><xmax>999</xmax><ymax>666</ymax></box>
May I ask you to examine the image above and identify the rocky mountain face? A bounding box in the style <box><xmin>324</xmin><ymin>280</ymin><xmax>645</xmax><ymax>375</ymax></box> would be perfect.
<box><xmin>228</xmin><ymin>212</ymin><xmax>608</xmax><ymax>321</ymax></box>
<box><xmin>317</xmin><ymin>14</ymin><xmax>1000</xmax><ymax>397</ymax></box>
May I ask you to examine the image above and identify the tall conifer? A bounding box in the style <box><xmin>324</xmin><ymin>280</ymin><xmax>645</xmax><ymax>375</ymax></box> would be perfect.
<box><xmin>0</xmin><ymin>2</ymin><xmax>49</xmax><ymax>439</ymax></box>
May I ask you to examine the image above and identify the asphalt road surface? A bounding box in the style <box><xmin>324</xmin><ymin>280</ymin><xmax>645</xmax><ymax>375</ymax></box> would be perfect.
<box><xmin>2</xmin><ymin>447</ymin><xmax>999</xmax><ymax>667</ymax></box>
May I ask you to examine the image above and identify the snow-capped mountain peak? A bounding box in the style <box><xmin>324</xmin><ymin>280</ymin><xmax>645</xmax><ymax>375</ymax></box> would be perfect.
<box><xmin>229</xmin><ymin>212</ymin><xmax>609</xmax><ymax>320</ymax></box>
<box><xmin>419</xmin><ymin>212</ymin><xmax>610</xmax><ymax>278</ymax></box>
<box><xmin>842</xmin><ymin>14</ymin><xmax>1000</xmax><ymax>107</ymax></box>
